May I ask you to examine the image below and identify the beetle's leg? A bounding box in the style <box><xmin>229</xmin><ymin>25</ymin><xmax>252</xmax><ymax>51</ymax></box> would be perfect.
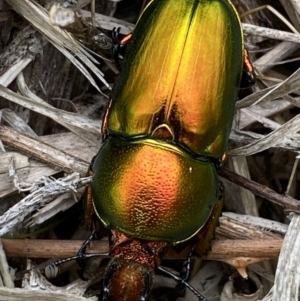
<box><xmin>76</xmin><ymin>230</ymin><xmax>95</xmax><ymax>277</ymax></box>
<box><xmin>158</xmin><ymin>264</ymin><xmax>208</xmax><ymax>301</ymax></box>
<box><xmin>77</xmin><ymin>230</ymin><xmax>96</xmax><ymax>259</ymax></box>
<box><xmin>76</xmin><ymin>230</ymin><xmax>110</xmax><ymax>280</ymax></box>
<box><xmin>111</xmin><ymin>27</ymin><xmax>120</xmax><ymax>43</ymax></box>
<box><xmin>76</xmin><ymin>230</ymin><xmax>96</xmax><ymax>280</ymax></box>
<box><xmin>44</xmin><ymin>230</ymin><xmax>108</xmax><ymax>280</ymax></box>
<box><xmin>83</xmin><ymin>175</ymin><xmax>95</xmax><ymax>230</ymax></box>
<box><xmin>83</xmin><ymin>156</ymin><xmax>104</xmax><ymax>231</ymax></box>
<box><xmin>111</xmin><ymin>27</ymin><xmax>120</xmax><ymax>63</ymax></box>
<box><xmin>179</xmin><ymin>247</ymin><xmax>194</xmax><ymax>282</ymax></box>
<box><xmin>158</xmin><ymin>247</ymin><xmax>205</xmax><ymax>301</ymax></box>
<box><xmin>240</xmin><ymin>48</ymin><xmax>256</xmax><ymax>88</ymax></box>
<box><xmin>167</xmin><ymin>247</ymin><xmax>195</xmax><ymax>300</ymax></box>
<box><xmin>111</xmin><ymin>27</ymin><xmax>132</xmax><ymax>69</ymax></box>
<box><xmin>101</xmin><ymin>98</ymin><xmax>112</xmax><ymax>142</ymax></box>
<box><xmin>45</xmin><ymin>231</ymin><xmax>102</xmax><ymax>280</ymax></box>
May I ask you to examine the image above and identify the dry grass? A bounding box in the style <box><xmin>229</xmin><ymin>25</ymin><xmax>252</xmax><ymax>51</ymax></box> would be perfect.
<box><xmin>0</xmin><ymin>0</ymin><xmax>300</xmax><ymax>300</ymax></box>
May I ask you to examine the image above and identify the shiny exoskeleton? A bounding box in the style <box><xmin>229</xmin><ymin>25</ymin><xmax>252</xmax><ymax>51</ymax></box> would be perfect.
<box><xmin>92</xmin><ymin>0</ymin><xmax>247</xmax><ymax>300</ymax></box>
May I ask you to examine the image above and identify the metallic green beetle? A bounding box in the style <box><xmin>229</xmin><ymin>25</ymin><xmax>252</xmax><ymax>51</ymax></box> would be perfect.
<box><xmin>91</xmin><ymin>0</ymin><xmax>244</xmax><ymax>300</ymax></box>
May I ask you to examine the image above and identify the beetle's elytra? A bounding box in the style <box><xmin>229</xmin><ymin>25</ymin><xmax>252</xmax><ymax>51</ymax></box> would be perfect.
<box><xmin>91</xmin><ymin>0</ymin><xmax>245</xmax><ymax>300</ymax></box>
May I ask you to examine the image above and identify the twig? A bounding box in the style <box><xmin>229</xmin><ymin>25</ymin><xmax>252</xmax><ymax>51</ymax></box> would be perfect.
<box><xmin>0</xmin><ymin>126</ymin><xmax>89</xmax><ymax>175</ymax></box>
<box><xmin>218</xmin><ymin>168</ymin><xmax>300</xmax><ymax>213</ymax></box>
<box><xmin>0</xmin><ymin>238</ymin><xmax>281</xmax><ymax>260</ymax></box>
<box><xmin>243</xmin><ymin>23</ymin><xmax>300</xmax><ymax>43</ymax></box>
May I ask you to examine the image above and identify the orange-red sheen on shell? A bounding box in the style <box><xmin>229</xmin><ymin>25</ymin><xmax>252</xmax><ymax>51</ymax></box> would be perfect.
<box><xmin>92</xmin><ymin>138</ymin><xmax>219</xmax><ymax>243</ymax></box>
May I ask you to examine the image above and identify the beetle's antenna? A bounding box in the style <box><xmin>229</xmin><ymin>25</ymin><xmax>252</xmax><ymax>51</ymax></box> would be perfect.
<box><xmin>45</xmin><ymin>251</ymin><xmax>109</xmax><ymax>279</ymax></box>
<box><xmin>45</xmin><ymin>230</ymin><xmax>109</xmax><ymax>279</ymax></box>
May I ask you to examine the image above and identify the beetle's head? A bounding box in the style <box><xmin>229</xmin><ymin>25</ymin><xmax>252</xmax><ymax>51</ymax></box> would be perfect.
<box><xmin>102</xmin><ymin>257</ymin><xmax>154</xmax><ymax>301</ymax></box>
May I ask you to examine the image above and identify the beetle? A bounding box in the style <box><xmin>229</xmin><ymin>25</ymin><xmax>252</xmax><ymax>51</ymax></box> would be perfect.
<box><xmin>91</xmin><ymin>0</ymin><xmax>251</xmax><ymax>300</ymax></box>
